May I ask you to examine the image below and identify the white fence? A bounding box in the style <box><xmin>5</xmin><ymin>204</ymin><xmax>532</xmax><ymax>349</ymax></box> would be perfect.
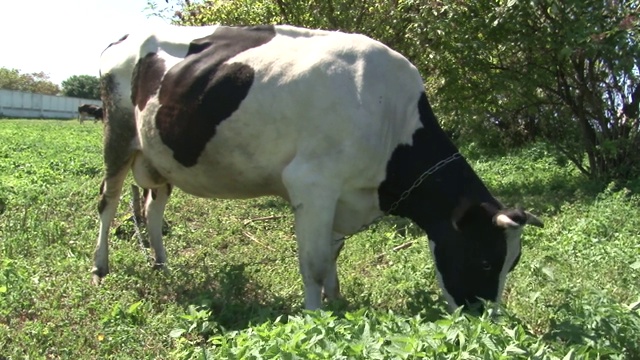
<box><xmin>0</xmin><ymin>89</ymin><xmax>102</xmax><ymax>119</ymax></box>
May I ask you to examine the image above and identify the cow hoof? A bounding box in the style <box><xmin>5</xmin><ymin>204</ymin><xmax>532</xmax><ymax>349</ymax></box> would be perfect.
<box><xmin>91</xmin><ymin>275</ymin><xmax>100</xmax><ymax>286</ymax></box>
<box><xmin>153</xmin><ymin>262</ymin><xmax>170</xmax><ymax>273</ymax></box>
<box><xmin>91</xmin><ymin>267</ymin><xmax>108</xmax><ymax>285</ymax></box>
<box><xmin>91</xmin><ymin>273</ymin><xmax>104</xmax><ymax>286</ymax></box>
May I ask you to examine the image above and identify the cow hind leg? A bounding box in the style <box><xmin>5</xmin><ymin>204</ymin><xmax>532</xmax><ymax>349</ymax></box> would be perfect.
<box><xmin>143</xmin><ymin>184</ymin><xmax>172</xmax><ymax>270</ymax></box>
<box><xmin>283</xmin><ymin>165</ymin><xmax>340</xmax><ymax>310</ymax></box>
<box><xmin>92</xmin><ymin>164</ymin><xmax>130</xmax><ymax>284</ymax></box>
<box><xmin>92</xmin><ymin>101</ymin><xmax>136</xmax><ymax>284</ymax></box>
<box><xmin>132</xmin><ymin>154</ymin><xmax>171</xmax><ymax>270</ymax></box>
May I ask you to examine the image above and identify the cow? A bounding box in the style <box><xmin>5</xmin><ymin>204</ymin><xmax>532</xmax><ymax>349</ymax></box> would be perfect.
<box><xmin>78</xmin><ymin>104</ymin><xmax>103</xmax><ymax>123</ymax></box>
<box><xmin>94</xmin><ymin>24</ymin><xmax>544</xmax><ymax>312</ymax></box>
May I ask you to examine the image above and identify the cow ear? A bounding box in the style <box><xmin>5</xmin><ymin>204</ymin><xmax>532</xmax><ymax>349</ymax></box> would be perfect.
<box><xmin>525</xmin><ymin>211</ymin><xmax>544</xmax><ymax>228</ymax></box>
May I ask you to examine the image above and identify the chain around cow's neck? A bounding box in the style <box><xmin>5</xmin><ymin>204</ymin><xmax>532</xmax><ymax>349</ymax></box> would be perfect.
<box><xmin>338</xmin><ymin>152</ymin><xmax>463</xmax><ymax>242</ymax></box>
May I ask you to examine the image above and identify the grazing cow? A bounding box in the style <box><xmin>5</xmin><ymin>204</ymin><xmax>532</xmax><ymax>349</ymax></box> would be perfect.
<box><xmin>78</xmin><ymin>104</ymin><xmax>103</xmax><ymax>123</ymax></box>
<box><xmin>94</xmin><ymin>24</ymin><xmax>544</xmax><ymax>312</ymax></box>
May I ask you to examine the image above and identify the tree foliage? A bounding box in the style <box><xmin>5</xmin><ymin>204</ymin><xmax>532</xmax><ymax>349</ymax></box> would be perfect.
<box><xmin>0</xmin><ymin>67</ymin><xmax>60</xmax><ymax>95</ymax></box>
<box><xmin>160</xmin><ymin>0</ymin><xmax>640</xmax><ymax>181</ymax></box>
<box><xmin>173</xmin><ymin>0</ymin><xmax>422</xmax><ymax>56</ymax></box>
<box><xmin>61</xmin><ymin>75</ymin><xmax>101</xmax><ymax>100</ymax></box>
<box><xmin>423</xmin><ymin>0</ymin><xmax>640</xmax><ymax>180</ymax></box>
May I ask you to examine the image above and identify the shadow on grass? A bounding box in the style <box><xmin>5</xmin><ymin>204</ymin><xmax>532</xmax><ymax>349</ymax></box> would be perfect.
<box><xmin>403</xmin><ymin>289</ymin><xmax>449</xmax><ymax>321</ymax></box>
<box><xmin>320</xmin><ymin>287</ymin><xmax>446</xmax><ymax>324</ymax></box>
<box><xmin>159</xmin><ymin>260</ymin><xmax>448</xmax><ymax>330</ymax></box>
<box><xmin>170</xmin><ymin>263</ymin><xmax>296</xmax><ymax>330</ymax></box>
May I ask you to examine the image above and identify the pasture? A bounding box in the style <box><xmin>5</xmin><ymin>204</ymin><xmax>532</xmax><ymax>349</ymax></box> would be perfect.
<box><xmin>0</xmin><ymin>119</ymin><xmax>638</xmax><ymax>359</ymax></box>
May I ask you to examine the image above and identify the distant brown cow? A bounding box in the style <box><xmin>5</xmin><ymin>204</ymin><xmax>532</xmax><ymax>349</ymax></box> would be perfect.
<box><xmin>78</xmin><ymin>104</ymin><xmax>103</xmax><ymax>124</ymax></box>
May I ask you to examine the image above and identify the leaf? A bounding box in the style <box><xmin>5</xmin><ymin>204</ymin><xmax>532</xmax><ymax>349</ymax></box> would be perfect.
<box><xmin>562</xmin><ymin>348</ymin><xmax>575</xmax><ymax>360</ymax></box>
<box><xmin>445</xmin><ymin>325</ymin><xmax>460</xmax><ymax>343</ymax></box>
<box><xmin>0</xmin><ymin>285</ymin><xmax>6</xmax><ymax>293</ymax></box>
<box><xmin>170</xmin><ymin>328</ymin><xmax>186</xmax><ymax>338</ymax></box>
<box><xmin>127</xmin><ymin>300</ymin><xmax>143</xmax><ymax>314</ymax></box>
<box><xmin>630</xmin><ymin>260</ymin><xmax>640</xmax><ymax>270</ymax></box>
<box><xmin>504</xmin><ymin>344</ymin><xmax>527</xmax><ymax>355</ymax></box>
<box><xmin>504</xmin><ymin>327</ymin><xmax>516</xmax><ymax>339</ymax></box>
<box><xmin>457</xmin><ymin>331</ymin><xmax>466</xmax><ymax>348</ymax></box>
<box><xmin>481</xmin><ymin>337</ymin><xmax>499</xmax><ymax>352</ymax></box>
<box><xmin>542</xmin><ymin>266</ymin><xmax>555</xmax><ymax>280</ymax></box>
<box><xmin>559</xmin><ymin>47</ymin><xmax>573</xmax><ymax>59</ymax></box>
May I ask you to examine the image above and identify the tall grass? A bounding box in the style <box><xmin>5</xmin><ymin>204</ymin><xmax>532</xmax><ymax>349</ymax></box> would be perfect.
<box><xmin>0</xmin><ymin>120</ymin><xmax>638</xmax><ymax>359</ymax></box>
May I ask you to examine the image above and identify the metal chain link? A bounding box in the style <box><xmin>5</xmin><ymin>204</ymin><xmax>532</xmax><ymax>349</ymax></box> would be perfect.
<box><xmin>387</xmin><ymin>152</ymin><xmax>462</xmax><ymax>214</ymax></box>
<box><xmin>337</xmin><ymin>152</ymin><xmax>463</xmax><ymax>242</ymax></box>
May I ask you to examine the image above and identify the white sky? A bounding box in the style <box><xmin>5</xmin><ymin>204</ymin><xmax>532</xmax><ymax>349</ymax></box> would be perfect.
<box><xmin>0</xmin><ymin>0</ymin><xmax>174</xmax><ymax>85</ymax></box>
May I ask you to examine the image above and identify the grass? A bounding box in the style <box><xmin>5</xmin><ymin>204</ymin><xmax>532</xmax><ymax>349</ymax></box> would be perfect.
<box><xmin>0</xmin><ymin>119</ymin><xmax>639</xmax><ymax>359</ymax></box>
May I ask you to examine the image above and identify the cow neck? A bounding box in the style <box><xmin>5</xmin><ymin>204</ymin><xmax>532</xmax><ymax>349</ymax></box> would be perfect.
<box><xmin>400</xmin><ymin>157</ymin><xmax>499</xmax><ymax>233</ymax></box>
<box><xmin>378</xmin><ymin>92</ymin><xmax>499</xmax><ymax>237</ymax></box>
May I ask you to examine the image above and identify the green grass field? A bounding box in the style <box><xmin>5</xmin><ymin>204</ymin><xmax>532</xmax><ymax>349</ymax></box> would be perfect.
<box><xmin>1</xmin><ymin>119</ymin><xmax>639</xmax><ymax>359</ymax></box>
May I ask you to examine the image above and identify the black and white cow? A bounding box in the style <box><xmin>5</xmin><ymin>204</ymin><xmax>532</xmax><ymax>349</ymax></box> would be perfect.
<box><xmin>78</xmin><ymin>104</ymin><xmax>103</xmax><ymax>123</ymax></box>
<box><xmin>94</xmin><ymin>24</ymin><xmax>543</xmax><ymax>312</ymax></box>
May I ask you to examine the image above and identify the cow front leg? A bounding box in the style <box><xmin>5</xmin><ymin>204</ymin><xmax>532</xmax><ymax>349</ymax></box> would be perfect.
<box><xmin>322</xmin><ymin>235</ymin><xmax>345</xmax><ymax>301</ymax></box>
<box><xmin>284</xmin><ymin>171</ymin><xmax>339</xmax><ymax>310</ymax></box>
<box><xmin>144</xmin><ymin>183</ymin><xmax>172</xmax><ymax>270</ymax></box>
<box><xmin>92</xmin><ymin>165</ymin><xmax>130</xmax><ymax>284</ymax></box>
<box><xmin>292</xmin><ymin>197</ymin><xmax>338</xmax><ymax>310</ymax></box>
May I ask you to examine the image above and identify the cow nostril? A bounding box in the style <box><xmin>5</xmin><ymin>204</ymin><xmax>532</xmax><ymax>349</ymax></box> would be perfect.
<box><xmin>481</xmin><ymin>260</ymin><xmax>491</xmax><ymax>271</ymax></box>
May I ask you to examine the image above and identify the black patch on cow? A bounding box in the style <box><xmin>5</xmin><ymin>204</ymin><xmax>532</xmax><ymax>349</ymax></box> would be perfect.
<box><xmin>378</xmin><ymin>92</ymin><xmax>461</xmax><ymax>216</ymax></box>
<box><xmin>100</xmin><ymin>73</ymin><xmax>138</xmax><ymax>178</ymax></box>
<box><xmin>155</xmin><ymin>25</ymin><xmax>276</xmax><ymax>167</ymax></box>
<box><xmin>131</xmin><ymin>53</ymin><xmax>166</xmax><ymax>111</ymax></box>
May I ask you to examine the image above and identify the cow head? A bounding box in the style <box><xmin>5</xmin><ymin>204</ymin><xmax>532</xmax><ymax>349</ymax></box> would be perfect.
<box><xmin>428</xmin><ymin>201</ymin><xmax>543</xmax><ymax>313</ymax></box>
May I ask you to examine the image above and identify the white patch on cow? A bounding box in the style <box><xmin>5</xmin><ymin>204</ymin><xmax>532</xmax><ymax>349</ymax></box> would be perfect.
<box><xmin>429</xmin><ymin>240</ymin><xmax>458</xmax><ymax>313</ymax></box>
<box><xmin>495</xmin><ymin>227</ymin><xmax>523</xmax><ymax>303</ymax></box>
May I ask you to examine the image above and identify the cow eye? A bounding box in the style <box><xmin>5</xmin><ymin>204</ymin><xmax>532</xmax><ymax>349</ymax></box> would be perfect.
<box><xmin>481</xmin><ymin>260</ymin><xmax>491</xmax><ymax>271</ymax></box>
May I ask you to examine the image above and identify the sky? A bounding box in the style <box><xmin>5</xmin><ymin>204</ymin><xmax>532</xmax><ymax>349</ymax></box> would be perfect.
<box><xmin>0</xmin><ymin>0</ymin><xmax>174</xmax><ymax>85</ymax></box>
